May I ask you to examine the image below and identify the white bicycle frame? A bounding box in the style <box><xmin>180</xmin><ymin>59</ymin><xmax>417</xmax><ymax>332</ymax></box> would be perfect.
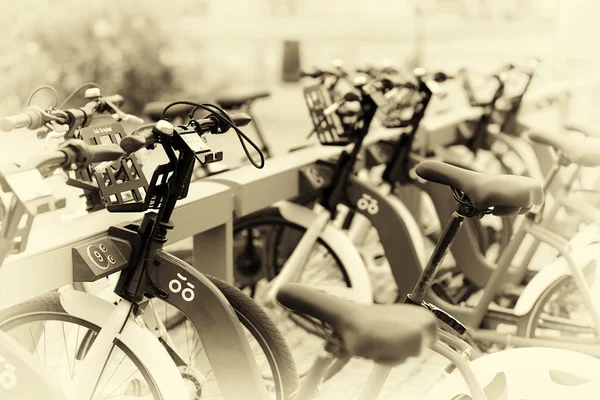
<box><xmin>265</xmin><ymin>201</ymin><xmax>373</xmax><ymax>304</ymax></box>
<box><xmin>290</xmin><ymin>327</ymin><xmax>497</xmax><ymax>400</ymax></box>
<box><xmin>58</xmin><ymin>289</ymin><xmax>190</xmax><ymax>400</ymax></box>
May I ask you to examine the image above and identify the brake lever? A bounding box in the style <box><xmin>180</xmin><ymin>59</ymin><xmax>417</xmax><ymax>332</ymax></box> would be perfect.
<box><xmin>36</xmin><ymin>120</ymin><xmax>68</xmax><ymax>141</ymax></box>
<box><xmin>104</xmin><ymin>98</ymin><xmax>144</xmax><ymax>124</ymax></box>
<box><xmin>112</xmin><ymin>113</ymin><xmax>144</xmax><ymax>124</ymax></box>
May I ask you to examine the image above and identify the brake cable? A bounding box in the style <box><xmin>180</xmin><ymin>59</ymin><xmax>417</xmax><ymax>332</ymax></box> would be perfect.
<box><xmin>159</xmin><ymin>101</ymin><xmax>265</xmax><ymax>169</ymax></box>
<box><xmin>58</xmin><ymin>82</ymin><xmax>101</xmax><ymax>108</ymax></box>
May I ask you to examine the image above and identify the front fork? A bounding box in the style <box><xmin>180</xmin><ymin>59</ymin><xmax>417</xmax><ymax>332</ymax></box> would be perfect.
<box><xmin>68</xmin><ymin>298</ymin><xmax>137</xmax><ymax>400</ymax></box>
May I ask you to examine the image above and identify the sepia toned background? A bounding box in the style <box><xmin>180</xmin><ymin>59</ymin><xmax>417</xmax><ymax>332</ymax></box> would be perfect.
<box><xmin>1</xmin><ymin>0</ymin><xmax>600</xmax><ymax>164</ymax></box>
<box><xmin>2</xmin><ymin>2</ymin><xmax>600</xmax><ymax>398</ymax></box>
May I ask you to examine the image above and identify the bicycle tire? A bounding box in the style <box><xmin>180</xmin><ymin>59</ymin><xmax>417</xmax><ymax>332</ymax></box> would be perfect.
<box><xmin>1</xmin><ymin>282</ymin><xmax>299</xmax><ymax>400</ymax></box>
<box><xmin>0</xmin><ymin>330</ymin><xmax>65</xmax><ymax>400</ymax></box>
<box><xmin>517</xmin><ymin>275</ymin><xmax>597</xmax><ymax>339</ymax></box>
<box><xmin>167</xmin><ymin>208</ymin><xmax>358</xmax><ymax>380</ymax></box>
<box><xmin>205</xmin><ymin>275</ymin><xmax>299</xmax><ymax>399</ymax></box>
<box><xmin>230</xmin><ymin>209</ymin><xmax>357</xmax><ymax>378</ymax></box>
<box><xmin>0</xmin><ymin>292</ymin><xmax>161</xmax><ymax>399</ymax></box>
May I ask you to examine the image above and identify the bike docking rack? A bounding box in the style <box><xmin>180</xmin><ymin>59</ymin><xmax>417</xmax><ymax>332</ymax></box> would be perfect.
<box><xmin>0</xmin><ymin>84</ymin><xmax>576</xmax><ymax>310</ymax></box>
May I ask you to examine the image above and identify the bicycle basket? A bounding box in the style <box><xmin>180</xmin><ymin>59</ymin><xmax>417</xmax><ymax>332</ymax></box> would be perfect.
<box><xmin>380</xmin><ymin>87</ymin><xmax>419</xmax><ymax>129</ymax></box>
<box><xmin>79</xmin><ymin>123</ymin><xmax>149</xmax><ymax>210</ymax></box>
<box><xmin>303</xmin><ymin>84</ymin><xmax>354</xmax><ymax>146</ymax></box>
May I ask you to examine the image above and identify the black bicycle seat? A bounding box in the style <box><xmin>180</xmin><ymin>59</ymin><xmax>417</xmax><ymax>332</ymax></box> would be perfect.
<box><xmin>276</xmin><ymin>283</ymin><xmax>438</xmax><ymax>366</ymax></box>
<box><xmin>415</xmin><ymin>160</ymin><xmax>543</xmax><ymax>216</ymax></box>
<box><xmin>144</xmin><ymin>101</ymin><xmax>195</xmax><ymax>122</ymax></box>
<box><xmin>216</xmin><ymin>90</ymin><xmax>270</xmax><ymax>110</ymax></box>
<box><xmin>528</xmin><ymin>130</ymin><xmax>600</xmax><ymax>167</ymax></box>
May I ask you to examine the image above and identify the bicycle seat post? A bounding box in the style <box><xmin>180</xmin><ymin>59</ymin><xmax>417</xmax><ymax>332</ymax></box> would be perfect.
<box><xmin>408</xmin><ymin>202</ymin><xmax>471</xmax><ymax>304</ymax></box>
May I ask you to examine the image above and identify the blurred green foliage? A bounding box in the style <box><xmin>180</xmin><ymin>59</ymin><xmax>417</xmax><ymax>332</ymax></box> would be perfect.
<box><xmin>0</xmin><ymin>1</ymin><xmax>180</xmax><ymax>115</ymax></box>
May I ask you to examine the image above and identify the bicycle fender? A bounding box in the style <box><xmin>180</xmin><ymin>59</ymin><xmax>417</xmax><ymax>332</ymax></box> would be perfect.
<box><xmin>490</xmin><ymin>131</ymin><xmax>544</xmax><ymax>181</ymax></box>
<box><xmin>276</xmin><ymin>201</ymin><xmax>373</xmax><ymax>304</ymax></box>
<box><xmin>148</xmin><ymin>252</ymin><xmax>273</xmax><ymax>400</ymax></box>
<box><xmin>423</xmin><ymin>347</ymin><xmax>600</xmax><ymax>399</ymax></box>
<box><xmin>59</xmin><ymin>289</ymin><xmax>189</xmax><ymax>400</ymax></box>
<box><xmin>513</xmin><ymin>243</ymin><xmax>600</xmax><ymax>317</ymax></box>
<box><xmin>345</xmin><ymin>176</ymin><xmax>425</xmax><ymax>299</ymax></box>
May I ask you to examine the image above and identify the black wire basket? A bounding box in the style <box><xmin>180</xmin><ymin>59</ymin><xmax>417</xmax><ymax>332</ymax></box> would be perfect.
<box><xmin>79</xmin><ymin>123</ymin><xmax>149</xmax><ymax>210</ymax></box>
<box><xmin>303</xmin><ymin>84</ymin><xmax>355</xmax><ymax>146</ymax></box>
<box><xmin>379</xmin><ymin>87</ymin><xmax>419</xmax><ymax>129</ymax></box>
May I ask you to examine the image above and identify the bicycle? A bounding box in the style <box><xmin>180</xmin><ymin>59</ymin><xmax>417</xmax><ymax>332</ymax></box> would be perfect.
<box><xmin>0</xmin><ymin>144</ymin><xmax>83</xmax><ymax>400</ymax></box>
<box><xmin>234</xmin><ymin>61</ymin><xmax>600</xmax><ymax>361</ymax></box>
<box><xmin>0</xmin><ymin>102</ymin><xmax>299</xmax><ymax>399</ymax></box>
<box><xmin>225</xmin><ymin>70</ymin><xmax>466</xmax><ymax>376</ymax></box>
<box><xmin>346</xmin><ymin>64</ymin><xmax>600</xmax><ymax>355</ymax></box>
<box><xmin>277</xmin><ymin>159</ymin><xmax>600</xmax><ymax>399</ymax></box>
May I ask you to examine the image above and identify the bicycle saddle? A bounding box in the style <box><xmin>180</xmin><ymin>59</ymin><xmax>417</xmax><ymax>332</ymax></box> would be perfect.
<box><xmin>277</xmin><ymin>283</ymin><xmax>438</xmax><ymax>366</ymax></box>
<box><xmin>528</xmin><ymin>130</ymin><xmax>600</xmax><ymax>167</ymax></box>
<box><xmin>415</xmin><ymin>160</ymin><xmax>543</xmax><ymax>216</ymax></box>
<box><xmin>216</xmin><ymin>90</ymin><xmax>270</xmax><ymax>110</ymax></box>
<box><xmin>143</xmin><ymin>101</ymin><xmax>196</xmax><ymax>122</ymax></box>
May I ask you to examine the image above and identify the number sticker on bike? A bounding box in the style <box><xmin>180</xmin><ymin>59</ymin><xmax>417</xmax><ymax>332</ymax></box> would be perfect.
<box><xmin>169</xmin><ymin>273</ymin><xmax>196</xmax><ymax>302</ymax></box>
<box><xmin>0</xmin><ymin>354</ymin><xmax>17</xmax><ymax>390</ymax></box>
<box><xmin>357</xmin><ymin>193</ymin><xmax>379</xmax><ymax>215</ymax></box>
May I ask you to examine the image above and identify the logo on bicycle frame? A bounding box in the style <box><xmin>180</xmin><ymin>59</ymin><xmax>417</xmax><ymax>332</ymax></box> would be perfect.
<box><xmin>357</xmin><ymin>193</ymin><xmax>379</xmax><ymax>215</ymax></box>
<box><xmin>169</xmin><ymin>273</ymin><xmax>196</xmax><ymax>302</ymax></box>
<box><xmin>0</xmin><ymin>353</ymin><xmax>17</xmax><ymax>390</ymax></box>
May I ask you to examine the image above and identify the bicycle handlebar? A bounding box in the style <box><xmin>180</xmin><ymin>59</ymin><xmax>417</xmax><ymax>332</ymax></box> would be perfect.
<box><xmin>22</xmin><ymin>140</ymin><xmax>125</xmax><ymax>176</ymax></box>
<box><xmin>0</xmin><ymin>106</ymin><xmax>46</xmax><ymax>132</ymax></box>
<box><xmin>300</xmin><ymin>68</ymin><xmax>342</xmax><ymax>79</ymax></box>
<box><xmin>120</xmin><ymin>112</ymin><xmax>252</xmax><ymax>154</ymax></box>
<box><xmin>0</xmin><ymin>94</ymin><xmax>127</xmax><ymax>133</ymax></box>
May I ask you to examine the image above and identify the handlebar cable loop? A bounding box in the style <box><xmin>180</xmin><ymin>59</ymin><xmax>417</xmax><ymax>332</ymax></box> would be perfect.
<box><xmin>26</xmin><ymin>86</ymin><xmax>59</xmax><ymax>108</ymax></box>
<box><xmin>58</xmin><ymin>82</ymin><xmax>101</xmax><ymax>108</ymax></box>
<box><xmin>159</xmin><ymin>101</ymin><xmax>265</xmax><ymax>169</ymax></box>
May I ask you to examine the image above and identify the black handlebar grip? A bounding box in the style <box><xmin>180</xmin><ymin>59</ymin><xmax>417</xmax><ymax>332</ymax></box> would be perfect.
<box><xmin>0</xmin><ymin>107</ymin><xmax>44</xmax><ymax>132</ymax></box>
<box><xmin>59</xmin><ymin>140</ymin><xmax>124</xmax><ymax>169</ymax></box>
<box><xmin>230</xmin><ymin>112</ymin><xmax>252</xmax><ymax>127</ymax></box>
<box><xmin>120</xmin><ymin>131</ymin><xmax>153</xmax><ymax>153</ymax></box>
<box><xmin>88</xmin><ymin>144</ymin><xmax>126</xmax><ymax>163</ymax></box>
<box><xmin>120</xmin><ymin>120</ymin><xmax>172</xmax><ymax>153</ymax></box>
<box><xmin>299</xmin><ymin>70</ymin><xmax>320</xmax><ymax>79</ymax></box>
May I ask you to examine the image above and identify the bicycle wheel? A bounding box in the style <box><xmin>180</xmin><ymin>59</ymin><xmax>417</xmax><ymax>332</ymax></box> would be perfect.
<box><xmin>0</xmin><ymin>292</ymin><xmax>160</xmax><ymax>400</ymax></box>
<box><xmin>231</xmin><ymin>210</ymin><xmax>356</xmax><ymax>377</ymax></box>
<box><xmin>1</xmin><ymin>282</ymin><xmax>298</xmax><ymax>400</ymax></box>
<box><xmin>517</xmin><ymin>275</ymin><xmax>598</xmax><ymax>340</ymax></box>
<box><xmin>0</xmin><ymin>330</ymin><xmax>65</xmax><ymax>400</ymax></box>
<box><xmin>142</xmin><ymin>275</ymin><xmax>298</xmax><ymax>400</ymax></box>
